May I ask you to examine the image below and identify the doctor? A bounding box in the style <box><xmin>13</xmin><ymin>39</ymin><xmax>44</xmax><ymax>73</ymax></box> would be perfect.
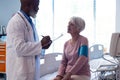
<box><xmin>6</xmin><ymin>0</ymin><xmax>52</xmax><ymax>80</ymax></box>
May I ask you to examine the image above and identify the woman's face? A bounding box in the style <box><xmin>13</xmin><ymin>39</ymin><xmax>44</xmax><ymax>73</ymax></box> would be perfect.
<box><xmin>67</xmin><ymin>21</ymin><xmax>79</xmax><ymax>34</ymax></box>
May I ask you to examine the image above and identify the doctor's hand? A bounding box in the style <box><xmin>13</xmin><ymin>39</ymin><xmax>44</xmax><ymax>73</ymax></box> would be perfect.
<box><xmin>41</xmin><ymin>36</ymin><xmax>52</xmax><ymax>49</ymax></box>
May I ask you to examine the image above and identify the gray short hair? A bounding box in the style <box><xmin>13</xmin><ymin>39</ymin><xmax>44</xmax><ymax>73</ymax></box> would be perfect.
<box><xmin>70</xmin><ymin>16</ymin><xmax>85</xmax><ymax>32</ymax></box>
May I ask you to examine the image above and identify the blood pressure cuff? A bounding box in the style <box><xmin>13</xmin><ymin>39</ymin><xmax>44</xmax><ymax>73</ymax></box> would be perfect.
<box><xmin>78</xmin><ymin>45</ymin><xmax>88</xmax><ymax>57</ymax></box>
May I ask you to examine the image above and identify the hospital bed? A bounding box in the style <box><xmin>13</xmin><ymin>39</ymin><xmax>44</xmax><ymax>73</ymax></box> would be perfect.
<box><xmin>39</xmin><ymin>53</ymin><xmax>62</xmax><ymax>80</ymax></box>
<box><xmin>39</xmin><ymin>52</ymin><xmax>117</xmax><ymax>80</ymax></box>
<box><xmin>39</xmin><ymin>52</ymin><xmax>110</xmax><ymax>80</ymax></box>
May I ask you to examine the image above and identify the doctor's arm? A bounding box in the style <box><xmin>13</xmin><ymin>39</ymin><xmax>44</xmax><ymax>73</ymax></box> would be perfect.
<box><xmin>8</xmin><ymin>20</ymin><xmax>51</xmax><ymax>57</ymax></box>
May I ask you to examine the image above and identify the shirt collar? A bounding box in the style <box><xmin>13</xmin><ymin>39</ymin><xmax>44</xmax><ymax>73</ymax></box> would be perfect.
<box><xmin>20</xmin><ymin>10</ymin><xmax>31</xmax><ymax>22</ymax></box>
<box><xmin>20</xmin><ymin>10</ymin><xmax>33</xmax><ymax>26</ymax></box>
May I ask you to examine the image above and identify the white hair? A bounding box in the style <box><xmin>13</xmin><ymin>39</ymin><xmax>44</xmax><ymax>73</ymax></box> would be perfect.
<box><xmin>70</xmin><ymin>16</ymin><xmax>85</xmax><ymax>32</ymax></box>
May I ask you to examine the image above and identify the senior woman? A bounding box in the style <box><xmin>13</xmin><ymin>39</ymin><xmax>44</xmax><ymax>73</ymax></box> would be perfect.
<box><xmin>53</xmin><ymin>16</ymin><xmax>91</xmax><ymax>80</ymax></box>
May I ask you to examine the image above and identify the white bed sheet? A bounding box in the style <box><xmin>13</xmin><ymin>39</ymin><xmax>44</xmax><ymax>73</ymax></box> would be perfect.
<box><xmin>90</xmin><ymin>55</ymin><xmax>118</xmax><ymax>80</ymax></box>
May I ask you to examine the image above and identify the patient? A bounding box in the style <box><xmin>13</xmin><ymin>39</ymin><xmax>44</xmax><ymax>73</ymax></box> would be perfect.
<box><xmin>53</xmin><ymin>16</ymin><xmax>91</xmax><ymax>80</ymax></box>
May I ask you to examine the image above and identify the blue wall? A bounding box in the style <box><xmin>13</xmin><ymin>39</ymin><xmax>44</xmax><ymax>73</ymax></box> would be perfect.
<box><xmin>0</xmin><ymin>0</ymin><xmax>20</xmax><ymax>26</ymax></box>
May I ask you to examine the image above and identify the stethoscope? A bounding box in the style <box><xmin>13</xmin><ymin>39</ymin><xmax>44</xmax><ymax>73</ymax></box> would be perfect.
<box><xmin>17</xmin><ymin>12</ymin><xmax>30</xmax><ymax>32</ymax></box>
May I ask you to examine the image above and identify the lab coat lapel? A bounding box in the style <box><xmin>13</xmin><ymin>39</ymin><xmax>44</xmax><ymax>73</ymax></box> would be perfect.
<box><xmin>18</xmin><ymin>11</ymin><xmax>35</xmax><ymax>42</ymax></box>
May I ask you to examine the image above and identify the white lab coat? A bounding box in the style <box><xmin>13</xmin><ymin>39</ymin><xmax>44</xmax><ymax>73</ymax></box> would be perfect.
<box><xmin>6</xmin><ymin>11</ymin><xmax>42</xmax><ymax>80</ymax></box>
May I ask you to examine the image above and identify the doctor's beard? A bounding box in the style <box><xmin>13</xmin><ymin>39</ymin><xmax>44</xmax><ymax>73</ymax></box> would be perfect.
<box><xmin>29</xmin><ymin>9</ymin><xmax>37</xmax><ymax>18</ymax></box>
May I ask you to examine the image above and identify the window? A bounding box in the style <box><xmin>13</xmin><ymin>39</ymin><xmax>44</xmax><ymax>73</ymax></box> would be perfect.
<box><xmin>95</xmin><ymin>0</ymin><xmax>116</xmax><ymax>52</ymax></box>
<box><xmin>36</xmin><ymin>0</ymin><xmax>116</xmax><ymax>53</ymax></box>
